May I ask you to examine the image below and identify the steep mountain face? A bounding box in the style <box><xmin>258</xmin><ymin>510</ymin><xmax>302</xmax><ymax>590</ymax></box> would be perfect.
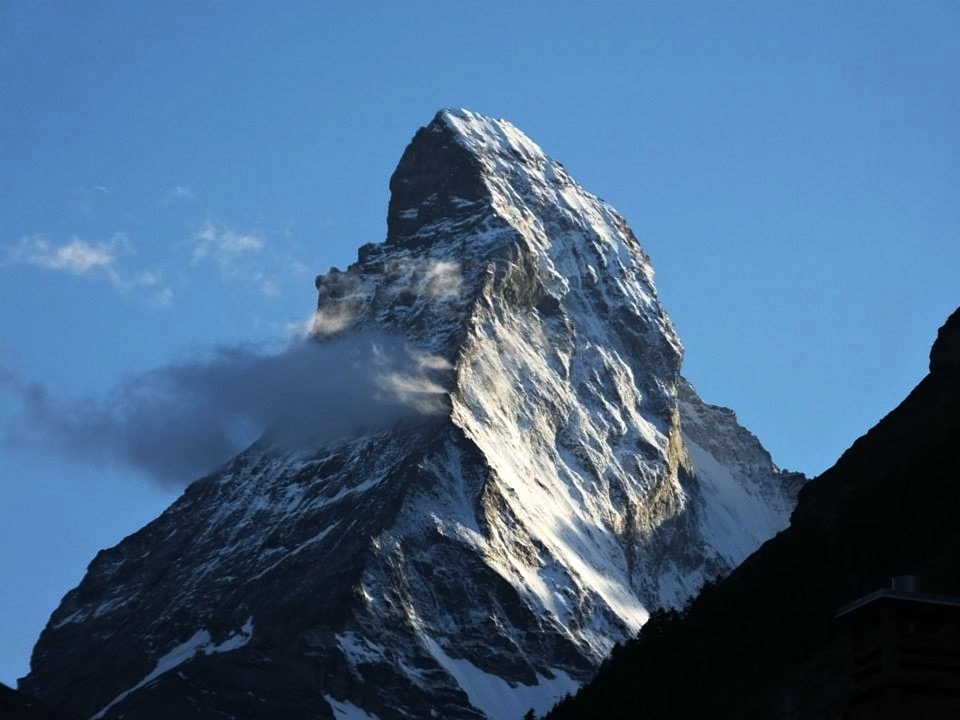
<box><xmin>545</xmin><ymin>306</ymin><xmax>960</xmax><ymax>720</ymax></box>
<box><xmin>21</xmin><ymin>110</ymin><xmax>802</xmax><ymax>720</ymax></box>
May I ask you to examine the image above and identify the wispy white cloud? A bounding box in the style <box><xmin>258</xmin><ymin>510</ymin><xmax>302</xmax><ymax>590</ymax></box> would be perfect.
<box><xmin>191</xmin><ymin>220</ymin><xmax>264</xmax><ymax>273</ymax></box>
<box><xmin>69</xmin><ymin>185</ymin><xmax>110</xmax><ymax>216</ymax></box>
<box><xmin>287</xmin><ymin>256</ymin><xmax>311</xmax><ymax>277</ymax></box>
<box><xmin>165</xmin><ymin>185</ymin><xmax>194</xmax><ymax>202</ymax></box>
<box><xmin>190</xmin><ymin>219</ymin><xmax>300</xmax><ymax>298</ymax></box>
<box><xmin>252</xmin><ymin>272</ymin><xmax>279</xmax><ymax>297</ymax></box>
<box><xmin>4</xmin><ymin>234</ymin><xmax>172</xmax><ymax>306</ymax></box>
<box><xmin>283</xmin><ymin>312</ymin><xmax>320</xmax><ymax>338</ymax></box>
<box><xmin>0</xmin><ymin>334</ymin><xmax>453</xmax><ymax>486</ymax></box>
<box><xmin>151</xmin><ymin>287</ymin><xmax>175</xmax><ymax>308</ymax></box>
<box><xmin>10</xmin><ymin>234</ymin><xmax>119</xmax><ymax>275</ymax></box>
<box><xmin>134</xmin><ymin>270</ymin><xmax>160</xmax><ymax>287</ymax></box>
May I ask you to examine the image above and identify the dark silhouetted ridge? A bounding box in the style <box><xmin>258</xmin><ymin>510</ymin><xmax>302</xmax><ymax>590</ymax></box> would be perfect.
<box><xmin>0</xmin><ymin>683</ymin><xmax>80</xmax><ymax>720</ymax></box>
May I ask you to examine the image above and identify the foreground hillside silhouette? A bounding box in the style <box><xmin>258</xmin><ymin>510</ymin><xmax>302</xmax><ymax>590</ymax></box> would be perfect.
<box><xmin>0</xmin><ymin>682</ymin><xmax>79</xmax><ymax>720</ymax></box>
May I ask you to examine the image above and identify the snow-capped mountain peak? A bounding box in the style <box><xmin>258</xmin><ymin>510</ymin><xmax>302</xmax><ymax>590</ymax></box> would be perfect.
<box><xmin>22</xmin><ymin>110</ymin><xmax>803</xmax><ymax>720</ymax></box>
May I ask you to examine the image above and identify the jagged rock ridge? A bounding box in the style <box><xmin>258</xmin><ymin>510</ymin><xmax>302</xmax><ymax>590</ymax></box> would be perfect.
<box><xmin>22</xmin><ymin>109</ymin><xmax>803</xmax><ymax>720</ymax></box>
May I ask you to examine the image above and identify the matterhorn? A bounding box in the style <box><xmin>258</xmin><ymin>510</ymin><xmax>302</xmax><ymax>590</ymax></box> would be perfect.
<box><xmin>21</xmin><ymin>109</ymin><xmax>803</xmax><ymax>720</ymax></box>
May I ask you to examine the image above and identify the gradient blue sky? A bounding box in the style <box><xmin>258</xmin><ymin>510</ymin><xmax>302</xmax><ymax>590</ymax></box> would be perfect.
<box><xmin>1</xmin><ymin>1</ymin><xmax>957</xmax><ymax>686</ymax></box>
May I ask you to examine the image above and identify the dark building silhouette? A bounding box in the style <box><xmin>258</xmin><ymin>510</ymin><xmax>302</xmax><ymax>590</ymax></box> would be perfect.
<box><xmin>836</xmin><ymin>576</ymin><xmax>960</xmax><ymax>719</ymax></box>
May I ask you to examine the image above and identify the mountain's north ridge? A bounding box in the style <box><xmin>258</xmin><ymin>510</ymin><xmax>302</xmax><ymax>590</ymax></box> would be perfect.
<box><xmin>22</xmin><ymin>110</ymin><xmax>803</xmax><ymax>719</ymax></box>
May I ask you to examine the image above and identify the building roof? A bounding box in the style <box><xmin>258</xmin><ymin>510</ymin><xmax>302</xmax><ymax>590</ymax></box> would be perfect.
<box><xmin>836</xmin><ymin>588</ymin><xmax>960</xmax><ymax>619</ymax></box>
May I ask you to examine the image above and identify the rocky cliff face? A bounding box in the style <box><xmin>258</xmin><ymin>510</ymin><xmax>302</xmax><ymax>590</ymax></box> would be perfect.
<box><xmin>21</xmin><ymin>110</ymin><xmax>802</xmax><ymax>720</ymax></box>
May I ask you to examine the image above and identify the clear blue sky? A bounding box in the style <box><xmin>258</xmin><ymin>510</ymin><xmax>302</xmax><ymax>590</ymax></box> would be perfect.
<box><xmin>1</xmin><ymin>1</ymin><xmax>957</xmax><ymax>687</ymax></box>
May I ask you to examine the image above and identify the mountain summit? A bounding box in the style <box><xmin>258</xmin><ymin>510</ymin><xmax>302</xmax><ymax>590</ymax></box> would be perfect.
<box><xmin>22</xmin><ymin>110</ymin><xmax>803</xmax><ymax>720</ymax></box>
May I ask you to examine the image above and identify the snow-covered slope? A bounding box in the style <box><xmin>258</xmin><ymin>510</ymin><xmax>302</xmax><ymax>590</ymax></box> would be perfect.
<box><xmin>22</xmin><ymin>109</ymin><xmax>803</xmax><ymax>720</ymax></box>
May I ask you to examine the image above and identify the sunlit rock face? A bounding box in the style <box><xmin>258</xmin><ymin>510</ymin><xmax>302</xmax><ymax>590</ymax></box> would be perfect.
<box><xmin>22</xmin><ymin>110</ymin><xmax>803</xmax><ymax>720</ymax></box>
